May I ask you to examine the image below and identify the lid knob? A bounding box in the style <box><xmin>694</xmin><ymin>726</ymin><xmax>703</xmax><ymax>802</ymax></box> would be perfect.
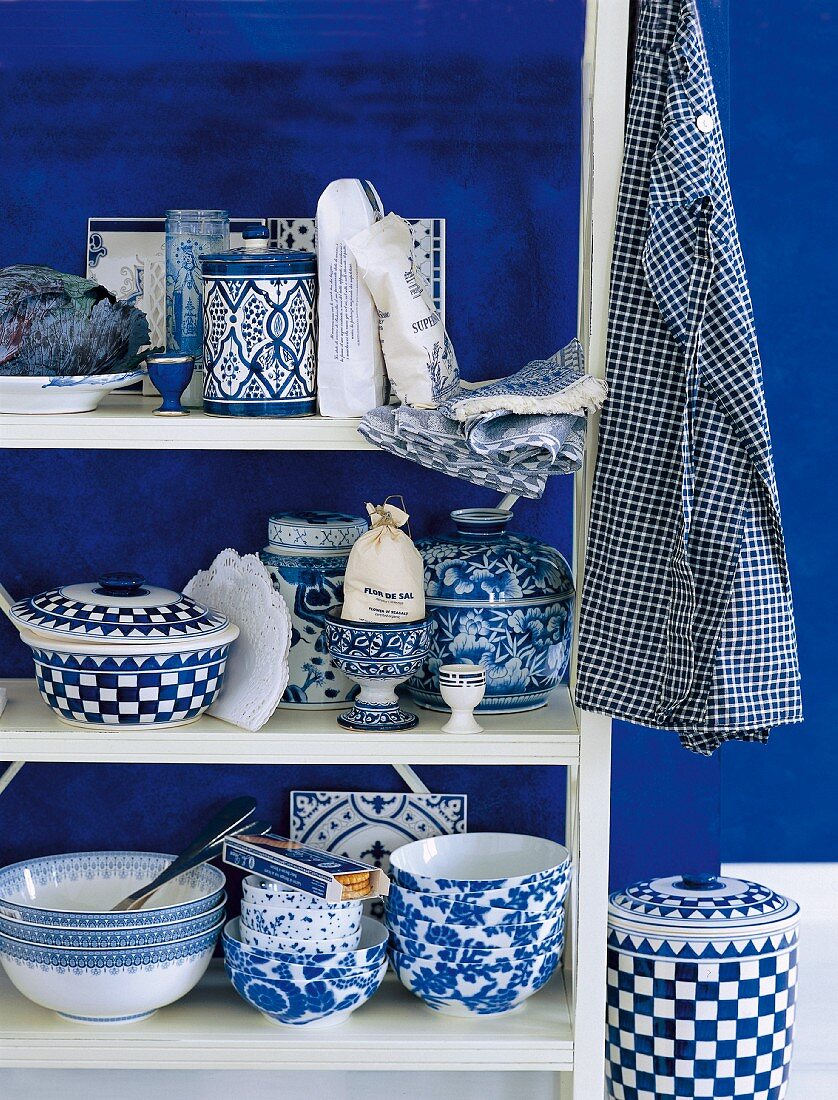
<box><xmin>95</xmin><ymin>572</ymin><xmax>148</xmax><ymax>597</ymax></box>
<box><xmin>242</xmin><ymin>224</ymin><xmax>270</xmax><ymax>250</ymax></box>
<box><xmin>676</xmin><ymin>872</ymin><xmax>722</xmax><ymax>891</ymax></box>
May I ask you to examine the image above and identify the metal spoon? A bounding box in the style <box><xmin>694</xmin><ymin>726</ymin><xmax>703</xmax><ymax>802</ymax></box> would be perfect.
<box><xmin>111</xmin><ymin>796</ymin><xmax>260</xmax><ymax>912</ymax></box>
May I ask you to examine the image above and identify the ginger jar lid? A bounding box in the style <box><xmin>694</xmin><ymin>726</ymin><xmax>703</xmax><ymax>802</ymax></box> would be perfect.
<box><xmin>416</xmin><ymin>507</ymin><xmax>574</xmax><ymax>606</ymax></box>
<box><xmin>608</xmin><ymin>873</ymin><xmax>800</xmax><ymax>940</ymax></box>
<box><xmin>10</xmin><ymin>572</ymin><xmax>233</xmax><ymax>646</ymax></box>
<box><xmin>266</xmin><ymin>511</ymin><xmax>368</xmax><ymax>557</ymax></box>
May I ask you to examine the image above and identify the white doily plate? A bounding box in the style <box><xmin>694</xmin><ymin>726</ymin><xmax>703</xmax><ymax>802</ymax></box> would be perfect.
<box><xmin>185</xmin><ymin>550</ymin><xmax>292</xmax><ymax>732</ymax></box>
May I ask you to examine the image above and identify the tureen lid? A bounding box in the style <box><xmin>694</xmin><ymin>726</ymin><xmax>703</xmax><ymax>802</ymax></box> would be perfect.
<box><xmin>609</xmin><ymin>873</ymin><xmax>799</xmax><ymax>937</ymax></box>
<box><xmin>10</xmin><ymin>572</ymin><xmax>232</xmax><ymax>645</ymax></box>
<box><xmin>266</xmin><ymin>511</ymin><xmax>368</xmax><ymax>557</ymax></box>
<box><xmin>417</xmin><ymin>508</ymin><xmax>574</xmax><ymax>606</ymax></box>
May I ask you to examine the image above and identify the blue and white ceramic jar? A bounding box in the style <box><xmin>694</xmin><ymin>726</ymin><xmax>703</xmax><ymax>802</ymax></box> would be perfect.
<box><xmin>607</xmin><ymin>873</ymin><xmax>800</xmax><ymax>1100</ymax></box>
<box><xmin>260</xmin><ymin>511</ymin><xmax>368</xmax><ymax>709</ymax></box>
<box><xmin>201</xmin><ymin>227</ymin><xmax>317</xmax><ymax>417</ymax></box>
<box><xmin>408</xmin><ymin>508</ymin><xmax>574</xmax><ymax>712</ymax></box>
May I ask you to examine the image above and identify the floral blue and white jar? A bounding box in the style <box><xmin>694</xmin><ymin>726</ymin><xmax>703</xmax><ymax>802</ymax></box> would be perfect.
<box><xmin>260</xmin><ymin>511</ymin><xmax>368</xmax><ymax>708</ymax></box>
<box><xmin>408</xmin><ymin>508</ymin><xmax>574</xmax><ymax>712</ymax></box>
<box><xmin>607</xmin><ymin>873</ymin><xmax>800</xmax><ymax>1100</ymax></box>
<box><xmin>201</xmin><ymin>226</ymin><xmax>317</xmax><ymax>417</ymax></box>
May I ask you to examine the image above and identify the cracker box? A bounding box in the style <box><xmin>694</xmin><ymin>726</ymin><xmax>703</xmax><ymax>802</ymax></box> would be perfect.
<box><xmin>223</xmin><ymin>833</ymin><xmax>389</xmax><ymax>902</ymax></box>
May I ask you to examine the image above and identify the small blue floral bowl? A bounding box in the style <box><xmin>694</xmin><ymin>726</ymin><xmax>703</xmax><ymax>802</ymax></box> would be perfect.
<box><xmin>223</xmin><ymin>917</ymin><xmax>387</xmax><ymax>972</ymax></box>
<box><xmin>226</xmin><ymin>960</ymin><xmax>387</xmax><ymax>1028</ymax></box>
<box><xmin>384</xmin><ymin>903</ymin><xmax>564</xmax><ymax>949</ymax></box>
<box><xmin>389</xmin><ymin>944</ymin><xmax>562</xmax><ymax>1017</ymax></box>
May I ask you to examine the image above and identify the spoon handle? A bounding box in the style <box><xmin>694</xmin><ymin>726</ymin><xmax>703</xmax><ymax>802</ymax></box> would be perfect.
<box><xmin>111</xmin><ymin>796</ymin><xmax>258</xmax><ymax>912</ymax></box>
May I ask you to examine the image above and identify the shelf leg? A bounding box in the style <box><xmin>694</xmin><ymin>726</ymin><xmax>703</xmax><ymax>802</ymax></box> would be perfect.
<box><xmin>568</xmin><ymin>710</ymin><xmax>611</xmax><ymax>1100</ymax></box>
<box><xmin>0</xmin><ymin>761</ymin><xmax>26</xmax><ymax>798</ymax></box>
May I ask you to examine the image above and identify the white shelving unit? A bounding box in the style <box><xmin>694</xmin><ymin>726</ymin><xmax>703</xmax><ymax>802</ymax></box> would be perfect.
<box><xmin>0</xmin><ymin>2</ymin><xmax>628</xmax><ymax>1095</ymax></box>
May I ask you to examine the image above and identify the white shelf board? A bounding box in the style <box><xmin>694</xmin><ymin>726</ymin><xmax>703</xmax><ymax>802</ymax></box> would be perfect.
<box><xmin>0</xmin><ymin>395</ymin><xmax>374</xmax><ymax>450</ymax></box>
<box><xmin>0</xmin><ymin>963</ymin><xmax>574</xmax><ymax>1071</ymax></box>
<box><xmin>0</xmin><ymin>680</ymin><xmax>580</xmax><ymax>765</ymax></box>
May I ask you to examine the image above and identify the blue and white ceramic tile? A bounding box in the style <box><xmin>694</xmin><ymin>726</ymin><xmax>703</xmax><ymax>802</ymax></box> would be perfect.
<box><xmin>269</xmin><ymin>217</ymin><xmax>446</xmax><ymax>322</ymax></box>
<box><xmin>291</xmin><ymin>791</ymin><xmax>466</xmax><ymax>917</ymax></box>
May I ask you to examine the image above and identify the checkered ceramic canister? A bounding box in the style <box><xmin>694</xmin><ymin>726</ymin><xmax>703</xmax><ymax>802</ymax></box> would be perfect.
<box><xmin>606</xmin><ymin>873</ymin><xmax>799</xmax><ymax>1100</ymax></box>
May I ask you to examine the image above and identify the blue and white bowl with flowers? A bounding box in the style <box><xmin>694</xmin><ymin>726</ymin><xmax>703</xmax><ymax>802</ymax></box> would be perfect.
<box><xmin>0</xmin><ymin>851</ymin><xmax>225</xmax><ymax>929</ymax></box>
<box><xmin>384</xmin><ymin>903</ymin><xmax>565</xmax><ymax>950</ymax></box>
<box><xmin>389</xmin><ymin>943</ymin><xmax>561</xmax><ymax>1017</ymax></box>
<box><xmin>409</xmin><ymin>508</ymin><xmax>574</xmax><ymax>713</ymax></box>
<box><xmin>388</xmin><ymin>922</ymin><xmax>564</xmax><ymax>963</ymax></box>
<box><xmin>260</xmin><ymin>512</ymin><xmax>367</xmax><ymax>709</ymax></box>
<box><xmin>225</xmin><ymin>916</ymin><xmax>387</xmax><ymax>971</ymax></box>
<box><xmin>10</xmin><ymin>572</ymin><xmax>239</xmax><ymax>729</ymax></box>
<box><xmin>388</xmin><ymin>832</ymin><xmax>572</xmax><ymax>916</ymax></box>
<box><xmin>385</xmin><ymin>880</ymin><xmax>551</xmax><ymax>928</ymax></box>
<box><xmin>223</xmin><ymin>918</ymin><xmax>387</xmax><ymax>1028</ymax></box>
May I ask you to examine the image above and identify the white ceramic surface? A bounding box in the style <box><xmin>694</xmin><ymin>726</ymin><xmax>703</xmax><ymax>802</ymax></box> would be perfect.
<box><xmin>0</xmin><ymin>371</ymin><xmax>145</xmax><ymax>414</ymax></box>
<box><xmin>439</xmin><ymin>665</ymin><xmax>486</xmax><ymax>734</ymax></box>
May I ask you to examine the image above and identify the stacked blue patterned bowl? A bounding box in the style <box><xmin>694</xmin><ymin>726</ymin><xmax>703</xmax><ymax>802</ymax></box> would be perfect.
<box><xmin>0</xmin><ymin>852</ymin><xmax>225</xmax><ymax>1023</ymax></box>
<box><xmin>385</xmin><ymin>833</ymin><xmax>571</xmax><ymax>1016</ymax></box>
<box><xmin>222</xmin><ymin>876</ymin><xmax>388</xmax><ymax>1028</ymax></box>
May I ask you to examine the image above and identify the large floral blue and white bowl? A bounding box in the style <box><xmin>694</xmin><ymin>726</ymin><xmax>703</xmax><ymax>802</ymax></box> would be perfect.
<box><xmin>384</xmin><ymin>904</ymin><xmax>565</xmax><ymax>950</ymax></box>
<box><xmin>388</xmin><ymin>832</ymin><xmax>572</xmax><ymax>914</ymax></box>
<box><xmin>225</xmin><ymin>916</ymin><xmax>387</xmax><ymax>971</ymax></box>
<box><xmin>385</xmin><ymin>881</ymin><xmax>549</xmax><ymax>928</ymax></box>
<box><xmin>409</xmin><ymin>508</ymin><xmax>574</xmax><ymax>713</ymax></box>
<box><xmin>0</xmin><ymin>919</ymin><xmax>222</xmax><ymax>1023</ymax></box>
<box><xmin>0</xmin><ymin>852</ymin><xmax>226</xmax><ymax>929</ymax></box>
<box><xmin>388</xmin><ymin>923</ymin><xmax>564</xmax><ymax>963</ymax></box>
<box><xmin>0</xmin><ymin>896</ymin><xmax>226</xmax><ymax>949</ymax></box>
<box><xmin>389</xmin><ymin>943</ymin><xmax>562</xmax><ymax>1017</ymax></box>
<box><xmin>11</xmin><ymin>573</ymin><xmax>239</xmax><ymax>729</ymax></box>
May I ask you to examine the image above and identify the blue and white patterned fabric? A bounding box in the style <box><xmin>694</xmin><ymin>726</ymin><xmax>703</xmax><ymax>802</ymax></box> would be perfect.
<box><xmin>576</xmin><ymin>0</ymin><xmax>802</xmax><ymax>754</ymax></box>
<box><xmin>358</xmin><ymin>340</ymin><xmax>604</xmax><ymax>499</ymax></box>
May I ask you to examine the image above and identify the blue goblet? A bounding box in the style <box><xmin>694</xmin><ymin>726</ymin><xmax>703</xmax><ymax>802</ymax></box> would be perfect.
<box><xmin>146</xmin><ymin>352</ymin><xmax>194</xmax><ymax>416</ymax></box>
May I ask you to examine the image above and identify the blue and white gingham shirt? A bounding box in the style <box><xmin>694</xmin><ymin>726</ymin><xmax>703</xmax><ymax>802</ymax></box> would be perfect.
<box><xmin>575</xmin><ymin>0</ymin><xmax>802</xmax><ymax>754</ymax></box>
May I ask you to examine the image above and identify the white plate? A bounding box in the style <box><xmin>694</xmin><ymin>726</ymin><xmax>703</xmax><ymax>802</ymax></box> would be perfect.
<box><xmin>0</xmin><ymin>371</ymin><xmax>145</xmax><ymax>414</ymax></box>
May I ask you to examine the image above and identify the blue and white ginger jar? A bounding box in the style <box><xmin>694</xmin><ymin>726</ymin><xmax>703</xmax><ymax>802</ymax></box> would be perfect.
<box><xmin>408</xmin><ymin>508</ymin><xmax>574</xmax><ymax>712</ymax></box>
<box><xmin>260</xmin><ymin>511</ymin><xmax>368</xmax><ymax>708</ymax></box>
<box><xmin>607</xmin><ymin>873</ymin><xmax>800</xmax><ymax>1100</ymax></box>
<box><xmin>201</xmin><ymin>226</ymin><xmax>317</xmax><ymax>417</ymax></box>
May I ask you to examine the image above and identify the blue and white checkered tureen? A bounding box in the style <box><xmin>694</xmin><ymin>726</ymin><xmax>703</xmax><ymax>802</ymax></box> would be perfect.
<box><xmin>385</xmin><ymin>832</ymin><xmax>571</xmax><ymax>1016</ymax></box>
<box><xmin>606</xmin><ymin>872</ymin><xmax>800</xmax><ymax>1100</ymax></box>
<box><xmin>10</xmin><ymin>571</ymin><xmax>239</xmax><ymax>728</ymax></box>
<box><xmin>0</xmin><ymin>851</ymin><xmax>226</xmax><ymax>1023</ymax></box>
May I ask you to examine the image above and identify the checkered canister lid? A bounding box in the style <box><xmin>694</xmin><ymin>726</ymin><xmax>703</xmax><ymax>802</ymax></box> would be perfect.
<box><xmin>10</xmin><ymin>572</ymin><xmax>233</xmax><ymax>646</ymax></box>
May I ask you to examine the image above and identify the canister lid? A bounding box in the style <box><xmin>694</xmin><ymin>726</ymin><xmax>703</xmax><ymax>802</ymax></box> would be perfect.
<box><xmin>266</xmin><ymin>511</ymin><xmax>368</xmax><ymax>556</ymax></box>
<box><xmin>200</xmin><ymin>228</ymin><xmax>315</xmax><ymax>277</ymax></box>
<box><xmin>609</xmin><ymin>873</ymin><xmax>798</xmax><ymax>936</ymax></box>
<box><xmin>10</xmin><ymin>572</ymin><xmax>232</xmax><ymax>645</ymax></box>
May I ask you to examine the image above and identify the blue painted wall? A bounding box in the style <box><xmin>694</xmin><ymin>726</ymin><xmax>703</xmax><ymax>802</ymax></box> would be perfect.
<box><xmin>0</xmin><ymin>0</ymin><xmax>771</xmax><ymax>895</ymax></box>
<box><xmin>720</xmin><ymin>0</ymin><xmax>837</xmax><ymax>862</ymax></box>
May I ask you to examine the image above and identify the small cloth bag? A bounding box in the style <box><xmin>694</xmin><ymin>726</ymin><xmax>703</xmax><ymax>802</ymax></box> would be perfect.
<box><xmin>342</xmin><ymin>501</ymin><xmax>426</xmax><ymax>622</ymax></box>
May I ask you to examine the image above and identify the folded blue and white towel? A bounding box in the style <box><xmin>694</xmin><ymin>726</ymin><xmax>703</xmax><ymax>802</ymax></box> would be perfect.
<box><xmin>358</xmin><ymin>340</ymin><xmax>606</xmax><ymax>500</ymax></box>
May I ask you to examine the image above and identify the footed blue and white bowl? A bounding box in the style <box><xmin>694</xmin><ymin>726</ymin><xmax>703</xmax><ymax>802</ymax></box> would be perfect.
<box><xmin>225</xmin><ymin>916</ymin><xmax>387</xmax><ymax>971</ymax></box>
<box><xmin>0</xmin><ymin>919</ymin><xmax>223</xmax><ymax>1023</ymax></box>
<box><xmin>0</xmin><ymin>896</ymin><xmax>226</xmax><ymax>949</ymax></box>
<box><xmin>384</xmin><ymin>904</ymin><xmax>564</xmax><ymax>949</ymax></box>
<box><xmin>389</xmin><ymin>925</ymin><xmax>564</xmax><ymax>964</ymax></box>
<box><xmin>389</xmin><ymin>943</ymin><xmax>562</xmax><ymax>1017</ymax></box>
<box><xmin>0</xmin><ymin>852</ymin><xmax>226</xmax><ymax>929</ymax></box>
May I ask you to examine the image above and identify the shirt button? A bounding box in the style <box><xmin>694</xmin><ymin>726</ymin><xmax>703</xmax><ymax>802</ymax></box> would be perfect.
<box><xmin>696</xmin><ymin>112</ymin><xmax>714</xmax><ymax>134</ymax></box>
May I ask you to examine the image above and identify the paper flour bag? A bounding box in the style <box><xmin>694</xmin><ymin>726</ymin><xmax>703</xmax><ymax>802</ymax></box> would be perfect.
<box><xmin>347</xmin><ymin>213</ymin><xmax>459</xmax><ymax>408</ymax></box>
<box><xmin>342</xmin><ymin>501</ymin><xmax>426</xmax><ymax>622</ymax></box>
<box><xmin>316</xmin><ymin>179</ymin><xmax>389</xmax><ymax>417</ymax></box>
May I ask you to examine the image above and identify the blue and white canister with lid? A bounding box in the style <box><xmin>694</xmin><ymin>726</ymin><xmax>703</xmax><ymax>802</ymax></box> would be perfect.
<box><xmin>201</xmin><ymin>226</ymin><xmax>317</xmax><ymax>417</ymax></box>
<box><xmin>259</xmin><ymin>511</ymin><xmax>368</xmax><ymax>708</ymax></box>
<box><xmin>607</xmin><ymin>872</ymin><xmax>800</xmax><ymax>1100</ymax></box>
